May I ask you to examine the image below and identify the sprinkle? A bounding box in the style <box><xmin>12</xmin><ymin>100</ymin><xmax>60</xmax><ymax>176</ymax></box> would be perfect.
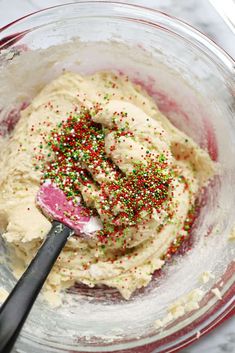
<box><xmin>36</xmin><ymin>104</ymin><xmax>188</xmax><ymax>247</ymax></box>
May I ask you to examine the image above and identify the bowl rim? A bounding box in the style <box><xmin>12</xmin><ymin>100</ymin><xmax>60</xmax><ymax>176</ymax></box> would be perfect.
<box><xmin>0</xmin><ymin>1</ymin><xmax>234</xmax><ymax>67</ymax></box>
<box><xmin>0</xmin><ymin>2</ymin><xmax>234</xmax><ymax>352</ymax></box>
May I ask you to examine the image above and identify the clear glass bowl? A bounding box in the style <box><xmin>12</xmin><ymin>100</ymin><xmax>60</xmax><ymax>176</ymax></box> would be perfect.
<box><xmin>0</xmin><ymin>2</ymin><xmax>234</xmax><ymax>352</ymax></box>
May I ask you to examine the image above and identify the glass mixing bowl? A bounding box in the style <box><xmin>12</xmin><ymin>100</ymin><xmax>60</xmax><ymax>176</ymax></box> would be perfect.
<box><xmin>0</xmin><ymin>2</ymin><xmax>234</xmax><ymax>352</ymax></box>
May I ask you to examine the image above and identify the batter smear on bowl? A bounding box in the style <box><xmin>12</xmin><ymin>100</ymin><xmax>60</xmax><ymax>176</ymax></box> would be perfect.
<box><xmin>0</xmin><ymin>72</ymin><xmax>215</xmax><ymax>300</ymax></box>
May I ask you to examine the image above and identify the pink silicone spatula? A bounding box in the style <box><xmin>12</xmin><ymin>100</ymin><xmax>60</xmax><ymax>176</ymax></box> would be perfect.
<box><xmin>0</xmin><ymin>181</ymin><xmax>102</xmax><ymax>353</ymax></box>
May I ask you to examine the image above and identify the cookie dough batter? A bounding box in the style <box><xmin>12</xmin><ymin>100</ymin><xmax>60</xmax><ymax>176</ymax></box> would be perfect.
<box><xmin>0</xmin><ymin>72</ymin><xmax>215</xmax><ymax>299</ymax></box>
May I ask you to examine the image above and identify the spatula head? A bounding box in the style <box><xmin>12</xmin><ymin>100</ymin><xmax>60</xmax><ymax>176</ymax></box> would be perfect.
<box><xmin>36</xmin><ymin>181</ymin><xmax>103</xmax><ymax>237</ymax></box>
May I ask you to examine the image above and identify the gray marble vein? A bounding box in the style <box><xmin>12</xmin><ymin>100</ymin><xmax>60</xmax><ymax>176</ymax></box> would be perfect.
<box><xmin>181</xmin><ymin>316</ymin><xmax>235</xmax><ymax>353</ymax></box>
<box><xmin>0</xmin><ymin>1</ymin><xmax>234</xmax><ymax>353</ymax></box>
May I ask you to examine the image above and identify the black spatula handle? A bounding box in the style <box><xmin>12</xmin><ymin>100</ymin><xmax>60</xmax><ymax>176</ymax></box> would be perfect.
<box><xmin>0</xmin><ymin>220</ymin><xmax>72</xmax><ymax>353</ymax></box>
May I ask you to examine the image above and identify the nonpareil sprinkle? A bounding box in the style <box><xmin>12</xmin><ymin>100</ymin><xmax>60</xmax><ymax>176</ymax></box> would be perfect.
<box><xmin>37</xmin><ymin>105</ymin><xmax>173</xmax><ymax>241</ymax></box>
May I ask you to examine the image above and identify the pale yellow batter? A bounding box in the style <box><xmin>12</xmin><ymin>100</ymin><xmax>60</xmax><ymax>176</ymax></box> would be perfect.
<box><xmin>0</xmin><ymin>72</ymin><xmax>215</xmax><ymax>300</ymax></box>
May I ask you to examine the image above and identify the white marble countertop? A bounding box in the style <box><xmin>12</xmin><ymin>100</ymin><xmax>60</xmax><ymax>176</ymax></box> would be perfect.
<box><xmin>0</xmin><ymin>1</ymin><xmax>234</xmax><ymax>353</ymax></box>
<box><xmin>0</xmin><ymin>0</ymin><xmax>234</xmax><ymax>58</ymax></box>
